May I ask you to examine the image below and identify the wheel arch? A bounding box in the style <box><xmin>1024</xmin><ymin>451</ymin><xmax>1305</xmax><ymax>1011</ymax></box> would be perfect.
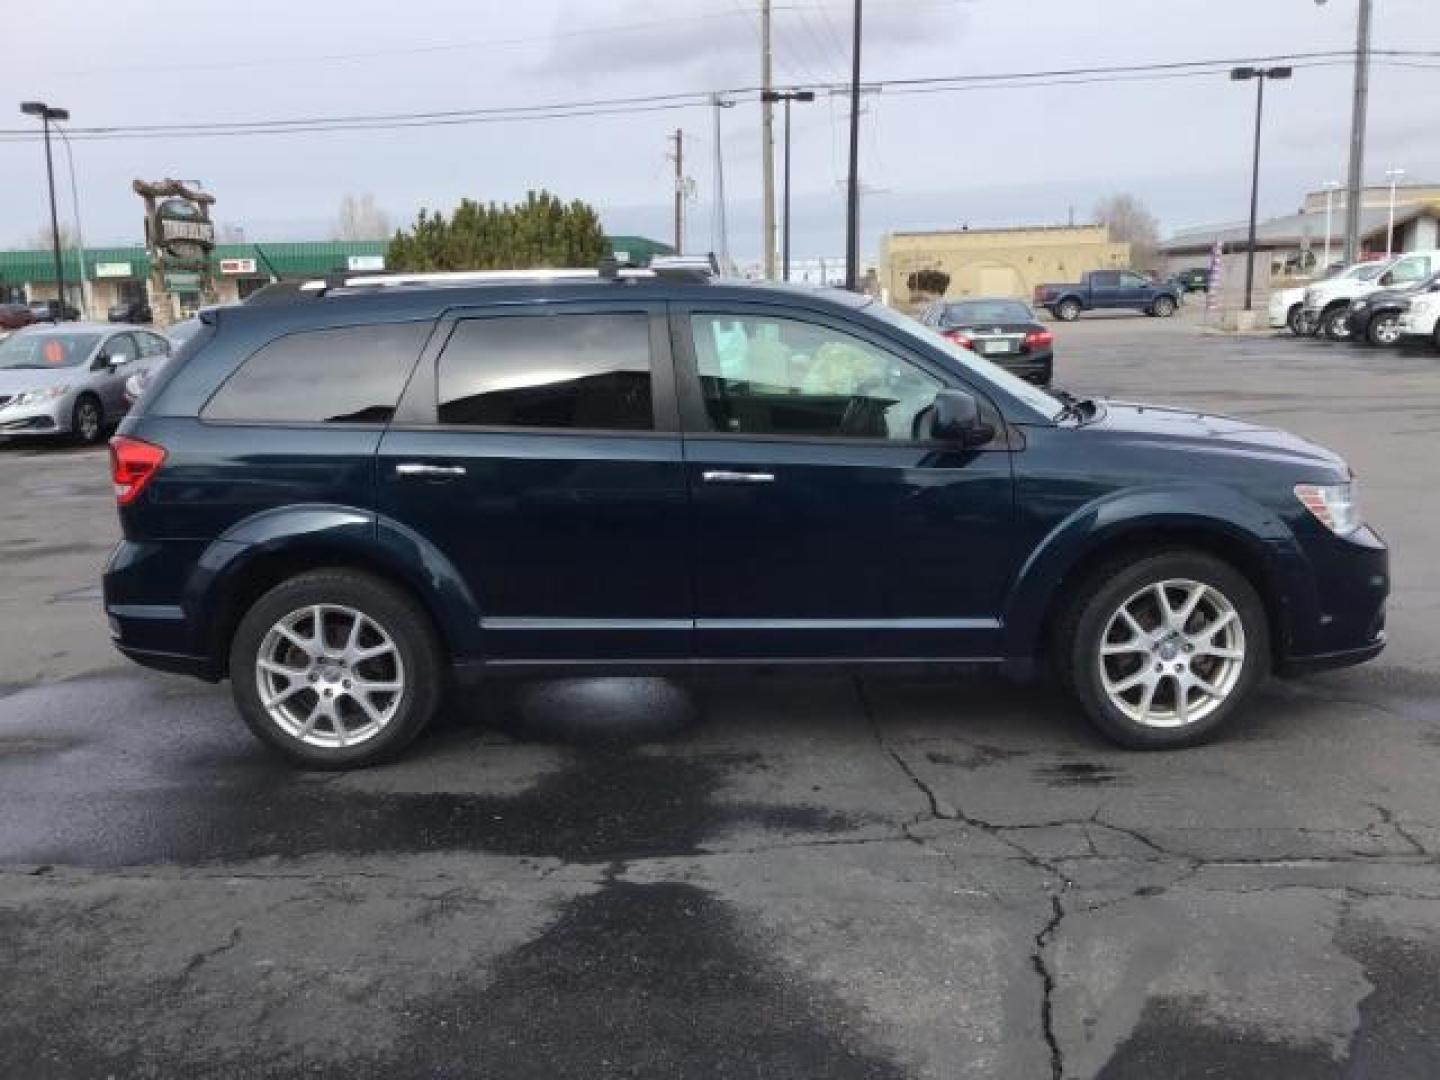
<box><xmin>1002</xmin><ymin>496</ymin><xmax>1297</xmax><ymax>678</ymax></box>
<box><xmin>185</xmin><ymin>505</ymin><xmax>482</xmax><ymax>678</ymax></box>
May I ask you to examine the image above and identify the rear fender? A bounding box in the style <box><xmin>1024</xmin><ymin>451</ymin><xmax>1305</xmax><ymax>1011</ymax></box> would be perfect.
<box><xmin>184</xmin><ymin>504</ymin><xmax>482</xmax><ymax>663</ymax></box>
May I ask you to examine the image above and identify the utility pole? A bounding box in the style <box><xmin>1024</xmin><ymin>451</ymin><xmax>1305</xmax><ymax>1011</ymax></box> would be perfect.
<box><xmin>670</xmin><ymin>129</ymin><xmax>685</xmax><ymax>252</ymax></box>
<box><xmin>761</xmin><ymin>0</ymin><xmax>776</xmax><ymax>278</ymax></box>
<box><xmin>1384</xmin><ymin>166</ymin><xmax>1405</xmax><ymax>258</ymax></box>
<box><xmin>844</xmin><ymin>0</ymin><xmax>863</xmax><ymax>291</ymax></box>
<box><xmin>1342</xmin><ymin>0</ymin><xmax>1372</xmax><ymax>264</ymax></box>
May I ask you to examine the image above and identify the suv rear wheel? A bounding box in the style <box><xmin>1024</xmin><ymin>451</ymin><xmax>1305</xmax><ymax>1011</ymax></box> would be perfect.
<box><xmin>1151</xmin><ymin>295</ymin><xmax>1177</xmax><ymax>318</ymax></box>
<box><xmin>1056</xmin><ymin>550</ymin><xmax>1269</xmax><ymax>749</ymax></box>
<box><xmin>229</xmin><ymin>569</ymin><xmax>443</xmax><ymax>768</ymax></box>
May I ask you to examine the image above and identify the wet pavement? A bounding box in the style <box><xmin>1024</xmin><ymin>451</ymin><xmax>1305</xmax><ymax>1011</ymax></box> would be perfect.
<box><xmin>2</xmin><ymin>315</ymin><xmax>1439</xmax><ymax>1078</ymax></box>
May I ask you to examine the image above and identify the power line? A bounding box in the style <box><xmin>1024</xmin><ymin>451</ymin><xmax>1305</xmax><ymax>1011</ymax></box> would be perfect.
<box><xmin>1</xmin><ymin>51</ymin><xmax>1430</xmax><ymax>144</ymax></box>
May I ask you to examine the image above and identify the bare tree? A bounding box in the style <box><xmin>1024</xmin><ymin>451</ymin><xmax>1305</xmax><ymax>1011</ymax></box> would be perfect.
<box><xmin>333</xmin><ymin>193</ymin><xmax>392</xmax><ymax>241</ymax></box>
<box><xmin>27</xmin><ymin>223</ymin><xmax>78</xmax><ymax>251</ymax></box>
<box><xmin>1094</xmin><ymin>193</ymin><xmax>1160</xmax><ymax>269</ymax></box>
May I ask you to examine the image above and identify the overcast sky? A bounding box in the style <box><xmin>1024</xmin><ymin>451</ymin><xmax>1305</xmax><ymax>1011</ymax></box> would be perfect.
<box><xmin>4</xmin><ymin>0</ymin><xmax>1438</xmax><ymax>261</ymax></box>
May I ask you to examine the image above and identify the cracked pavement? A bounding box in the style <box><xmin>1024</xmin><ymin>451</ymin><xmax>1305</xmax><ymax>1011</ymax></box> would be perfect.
<box><xmin>2</xmin><ymin>314</ymin><xmax>1440</xmax><ymax>1078</ymax></box>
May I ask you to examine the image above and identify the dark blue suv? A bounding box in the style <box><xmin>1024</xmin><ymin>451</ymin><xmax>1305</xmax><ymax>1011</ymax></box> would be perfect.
<box><xmin>103</xmin><ymin>266</ymin><xmax>1389</xmax><ymax>767</ymax></box>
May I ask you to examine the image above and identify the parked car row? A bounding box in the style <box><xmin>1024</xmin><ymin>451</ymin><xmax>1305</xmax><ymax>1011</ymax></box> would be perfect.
<box><xmin>1270</xmin><ymin>251</ymin><xmax>1440</xmax><ymax>351</ymax></box>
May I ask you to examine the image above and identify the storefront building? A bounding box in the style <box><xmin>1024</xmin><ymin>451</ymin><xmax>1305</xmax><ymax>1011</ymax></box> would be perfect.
<box><xmin>0</xmin><ymin>235</ymin><xmax>671</xmax><ymax>320</ymax></box>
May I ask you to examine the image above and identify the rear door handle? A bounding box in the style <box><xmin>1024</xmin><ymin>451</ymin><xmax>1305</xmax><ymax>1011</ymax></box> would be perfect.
<box><xmin>702</xmin><ymin>470</ymin><xmax>775</xmax><ymax>484</ymax></box>
<box><xmin>395</xmin><ymin>463</ymin><xmax>467</xmax><ymax>479</ymax></box>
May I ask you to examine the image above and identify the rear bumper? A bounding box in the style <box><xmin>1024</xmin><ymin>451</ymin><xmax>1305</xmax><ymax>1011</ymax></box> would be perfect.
<box><xmin>998</xmin><ymin>354</ymin><xmax>1053</xmax><ymax>385</ymax></box>
<box><xmin>104</xmin><ymin>539</ymin><xmax>220</xmax><ymax>680</ymax></box>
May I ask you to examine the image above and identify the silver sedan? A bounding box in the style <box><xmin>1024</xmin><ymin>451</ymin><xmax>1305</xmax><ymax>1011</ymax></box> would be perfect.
<box><xmin>0</xmin><ymin>323</ymin><xmax>172</xmax><ymax>444</ymax></box>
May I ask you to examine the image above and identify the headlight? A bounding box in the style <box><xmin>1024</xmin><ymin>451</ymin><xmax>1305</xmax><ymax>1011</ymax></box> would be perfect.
<box><xmin>1295</xmin><ymin>482</ymin><xmax>1362</xmax><ymax>537</ymax></box>
<box><xmin>10</xmin><ymin>385</ymin><xmax>70</xmax><ymax>407</ymax></box>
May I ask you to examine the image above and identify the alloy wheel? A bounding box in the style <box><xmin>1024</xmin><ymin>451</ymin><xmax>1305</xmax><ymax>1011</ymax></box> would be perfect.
<box><xmin>1096</xmin><ymin>579</ymin><xmax>1246</xmax><ymax>729</ymax></box>
<box><xmin>256</xmin><ymin>604</ymin><xmax>405</xmax><ymax>748</ymax></box>
<box><xmin>1372</xmin><ymin>315</ymin><xmax>1401</xmax><ymax>345</ymax></box>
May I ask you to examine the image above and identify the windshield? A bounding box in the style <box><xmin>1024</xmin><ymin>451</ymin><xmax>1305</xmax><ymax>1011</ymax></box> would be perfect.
<box><xmin>865</xmin><ymin>301</ymin><xmax>1063</xmax><ymax>420</ymax></box>
<box><xmin>0</xmin><ymin>331</ymin><xmax>100</xmax><ymax>370</ymax></box>
<box><xmin>942</xmin><ymin>300</ymin><xmax>1033</xmax><ymax>324</ymax></box>
<box><xmin>1349</xmin><ymin>263</ymin><xmax>1386</xmax><ymax>282</ymax></box>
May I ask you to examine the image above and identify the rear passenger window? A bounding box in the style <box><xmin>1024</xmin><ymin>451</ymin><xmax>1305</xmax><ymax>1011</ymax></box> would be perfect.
<box><xmin>203</xmin><ymin>323</ymin><xmax>428</xmax><ymax>424</ymax></box>
<box><xmin>437</xmin><ymin>313</ymin><xmax>653</xmax><ymax>430</ymax></box>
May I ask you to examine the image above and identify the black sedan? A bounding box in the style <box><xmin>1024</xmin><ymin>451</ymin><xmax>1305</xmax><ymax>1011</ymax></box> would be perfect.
<box><xmin>1347</xmin><ymin>271</ymin><xmax>1440</xmax><ymax>346</ymax></box>
<box><xmin>919</xmin><ymin>297</ymin><xmax>1053</xmax><ymax>385</ymax></box>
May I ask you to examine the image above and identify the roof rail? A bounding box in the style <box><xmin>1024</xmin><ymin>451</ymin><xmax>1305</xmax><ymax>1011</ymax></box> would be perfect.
<box><xmin>291</xmin><ymin>255</ymin><xmax>719</xmax><ymax>298</ymax></box>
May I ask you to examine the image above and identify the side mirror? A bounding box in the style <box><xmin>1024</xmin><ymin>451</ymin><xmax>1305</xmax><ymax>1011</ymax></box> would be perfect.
<box><xmin>929</xmin><ymin>389</ymin><xmax>995</xmax><ymax>446</ymax></box>
<box><xmin>106</xmin><ymin>353</ymin><xmax>130</xmax><ymax>369</ymax></box>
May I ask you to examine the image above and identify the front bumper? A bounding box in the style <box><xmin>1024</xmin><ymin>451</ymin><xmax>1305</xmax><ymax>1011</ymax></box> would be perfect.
<box><xmin>0</xmin><ymin>398</ymin><xmax>68</xmax><ymax>435</ymax></box>
<box><xmin>1277</xmin><ymin>523</ymin><xmax>1388</xmax><ymax>675</ymax></box>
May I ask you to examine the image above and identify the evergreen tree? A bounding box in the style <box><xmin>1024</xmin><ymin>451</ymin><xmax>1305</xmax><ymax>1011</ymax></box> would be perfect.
<box><xmin>386</xmin><ymin>191</ymin><xmax>607</xmax><ymax>272</ymax></box>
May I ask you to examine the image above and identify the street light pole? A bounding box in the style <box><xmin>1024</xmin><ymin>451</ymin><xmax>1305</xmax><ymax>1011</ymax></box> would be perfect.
<box><xmin>20</xmin><ymin>101</ymin><xmax>70</xmax><ymax>319</ymax></box>
<box><xmin>1230</xmin><ymin>66</ymin><xmax>1292</xmax><ymax>312</ymax></box>
<box><xmin>1322</xmin><ymin>179</ymin><xmax>1341</xmax><ymax>269</ymax></box>
<box><xmin>761</xmin><ymin>89</ymin><xmax>815</xmax><ymax>282</ymax></box>
<box><xmin>1384</xmin><ymin>166</ymin><xmax>1405</xmax><ymax>258</ymax></box>
<box><xmin>844</xmin><ymin>0</ymin><xmax>863</xmax><ymax>291</ymax></box>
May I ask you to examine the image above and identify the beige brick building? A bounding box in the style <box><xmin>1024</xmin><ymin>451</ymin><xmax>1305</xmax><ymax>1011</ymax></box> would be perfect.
<box><xmin>879</xmin><ymin>225</ymin><xmax>1131</xmax><ymax>307</ymax></box>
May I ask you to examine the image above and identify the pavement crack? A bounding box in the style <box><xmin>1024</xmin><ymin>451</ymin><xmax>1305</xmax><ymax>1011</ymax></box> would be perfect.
<box><xmin>855</xmin><ymin>675</ymin><xmax>955</xmax><ymax>821</ymax></box>
<box><xmin>1367</xmin><ymin>801</ymin><xmax>1429</xmax><ymax>856</ymax></box>
<box><xmin>1031</xmin><ymin>894</ymin><xmax>1066</xmax><ymax>1080</ymax></box>
<box><xmin>174</xmin><ymin>925</ymin><xmax>241</xmax><ymax>987</ymax></box>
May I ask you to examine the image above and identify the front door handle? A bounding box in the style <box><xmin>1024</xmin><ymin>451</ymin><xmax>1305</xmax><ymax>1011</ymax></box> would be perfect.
<box><xmin>702</xmin><ymin>470</ymin><xmax>775</xmax><ymax>484</ymax></box>
<box><xmin>395</xmin><ymin>462</ymin><xmax>467</xmax><ymax>479</ymax></box>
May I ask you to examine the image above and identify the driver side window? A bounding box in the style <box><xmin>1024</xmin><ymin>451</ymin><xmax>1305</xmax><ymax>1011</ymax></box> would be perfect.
<box><xmin>689</xmin><ymin>313</ymin><xmax>942</xmax><ymax>441</ymax></box>
<box><xmin>101</xmin><ymin>333</ymin><xmax>137</xmax><ymax>368</ymax></box>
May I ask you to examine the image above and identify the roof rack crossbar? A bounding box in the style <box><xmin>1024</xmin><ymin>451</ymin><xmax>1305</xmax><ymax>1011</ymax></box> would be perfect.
<box><xmin>293</xmin><ymin>255</ymin><xmax>719</xmax><ymax>298</ymax></box>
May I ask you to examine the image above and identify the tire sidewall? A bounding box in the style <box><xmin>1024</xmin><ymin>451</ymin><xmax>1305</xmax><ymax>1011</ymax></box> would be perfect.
<box><xmin>1154</xmin><ymin>296</ymin><xmax>1176</xmax><ymax>317</ymax></box>
<box><xmin>1287</xmin><ymin>305</ymin><xmax>1304</xmax><ymax>336</ymax></box>
<box><xmin>1323</xmin><ymin>308</ymin><xmax>1351</xmax><ymax>340</ymax></box>
<box><xmin>1067</xmin><ymin>552</ymin><xmax>1270</xmax><ymax>749</ymax></box>
<box><xmin>229</xmin><ymin>571</ymin><xmax>442</xmax><ymax>768</ymax></box>
<box><xmin>1058</xmin><ymin>300</ymin><xmax>1080</xmax><ymax>322</ymax></box>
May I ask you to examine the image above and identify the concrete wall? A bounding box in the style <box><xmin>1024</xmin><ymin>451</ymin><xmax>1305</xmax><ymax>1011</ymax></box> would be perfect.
<box><xmin>880</xmin><ymin>226</ymin><xmax>1132</xmax><ymax>306</ymax></box>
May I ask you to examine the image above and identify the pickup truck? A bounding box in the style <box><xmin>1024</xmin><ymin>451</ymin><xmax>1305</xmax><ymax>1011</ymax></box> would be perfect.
<box><xmin>1033</xmin><ymin>269</ymin><xmax>1181</xmax><ymax>321</ymax></box>
<box><xmin>1303</xmin><ymin>250</ymin><xmax>1440</xmax><ymax>339</ymax></box>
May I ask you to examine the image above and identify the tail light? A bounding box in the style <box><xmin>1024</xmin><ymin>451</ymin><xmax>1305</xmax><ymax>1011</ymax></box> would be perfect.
<box><xmin>943</xmin><ymin>329</ymin><xmax>973</xmax><ymax>349</ymax></box>
<box><xmin>1024</xmin><ymin>329</ymin><xmax>1054</xmax><ymax>349</ymax></box>
<box><xmin>110</xmin><ymin>435</ymin><xmax>166</xmax><ymax>506</ymax></box>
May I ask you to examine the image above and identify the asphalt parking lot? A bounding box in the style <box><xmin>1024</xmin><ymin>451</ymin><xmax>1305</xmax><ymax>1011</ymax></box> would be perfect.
<box><xmin>2</xmin><ymin>309</ymin><xmax>1438</xmax><ymax>1079</ymax></box>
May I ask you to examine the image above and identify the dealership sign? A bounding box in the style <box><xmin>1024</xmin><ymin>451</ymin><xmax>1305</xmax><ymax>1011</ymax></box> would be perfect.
<box><xmin>95</xmin><ymin>262</ymin><xmax>133</xmax><ymax>278</ymax></box>
<box><xmin>134</xmin><ymin>178</ymin><xmax>219</xmax><ymax>307</ymax></box>
<box><xmin>347</xmin><ymin>254</ymin><xmax>385</xmax><ymax>272</ymax></box>
<box><xmin>219</xmin><ymin>258</ymin><xmax>257</xmax><ymax>275</ymax></box>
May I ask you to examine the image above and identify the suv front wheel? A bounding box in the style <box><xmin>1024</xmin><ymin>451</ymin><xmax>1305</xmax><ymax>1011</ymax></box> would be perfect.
<box><xmin>229</xmin><ymin>569</ymin><xmax>443</xmax><ymax>768</ymax></box>
<box><xmin>1057</xmin><ymin>550</ymin><xmax>1269</xmax><ymax>749</ymax></box>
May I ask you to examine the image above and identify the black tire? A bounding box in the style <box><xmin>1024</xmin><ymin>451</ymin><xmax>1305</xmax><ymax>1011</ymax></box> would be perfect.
<box><xmin>1152</xmin><ymin>295</ymin><xmax>1177</xmax><ymax>318</ymax></box>
<box><xmin>1054</xmin><ymin>549</ymin><xmax>1270</xmax><ymax>749</ymax></box>
<box><xmin>1321</xmin><ymin>305</ymin><xmax>1353</xmax><ymax>341</ymax></box>
<box><xmin>229</xmin><ymin>569</ymin><xmax>443</xmax><ymax>769</ymax></box>
<box><xmin>71</xmin><ymin>393</ymin><xmax>104</xmax><ymax>445</ymax></box>
<box><xmin>1286</xmin><ymin>304</ymin><xmax>1305</xmax><ymax>336</ymax></box>
<box><xmin>1367</xmin><ymin>312</ymin><xmax>1402</xmax><ymax>347</ymax></box>
<box><xmin>1055</xmin><ymin>299</ymin><xmax>1081</xmax><ymax>322</ymax></box>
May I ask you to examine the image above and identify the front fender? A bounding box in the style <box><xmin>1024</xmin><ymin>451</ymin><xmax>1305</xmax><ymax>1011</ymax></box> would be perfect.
<box><xmin>184</xmin><ymin>503</ymin><xmax>483</xmax><ymax>662</ymax></box>
<box><xmin>1001</xmin><ymin>484</ymin><xmax>1305</xmax><ymax>660</ymax></box>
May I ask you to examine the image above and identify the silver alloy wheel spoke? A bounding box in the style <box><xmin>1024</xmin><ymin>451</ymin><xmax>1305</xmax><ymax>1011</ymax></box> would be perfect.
<box><xmin>1097</xmin><ymin>577</ymin><xmax>1246</xmax><ymax>729</ymax></box>
<box><xmin>256</xmin><ymin>603</ymin><xmax>405</xmax><ymax>749</ymax></box>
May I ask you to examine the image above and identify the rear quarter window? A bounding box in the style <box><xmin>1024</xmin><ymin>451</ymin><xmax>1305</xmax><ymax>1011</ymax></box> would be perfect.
<box><xmin>202</xmin><ymin>322</ymin><xmax>430</xmax><ymax>424</ymax></box>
